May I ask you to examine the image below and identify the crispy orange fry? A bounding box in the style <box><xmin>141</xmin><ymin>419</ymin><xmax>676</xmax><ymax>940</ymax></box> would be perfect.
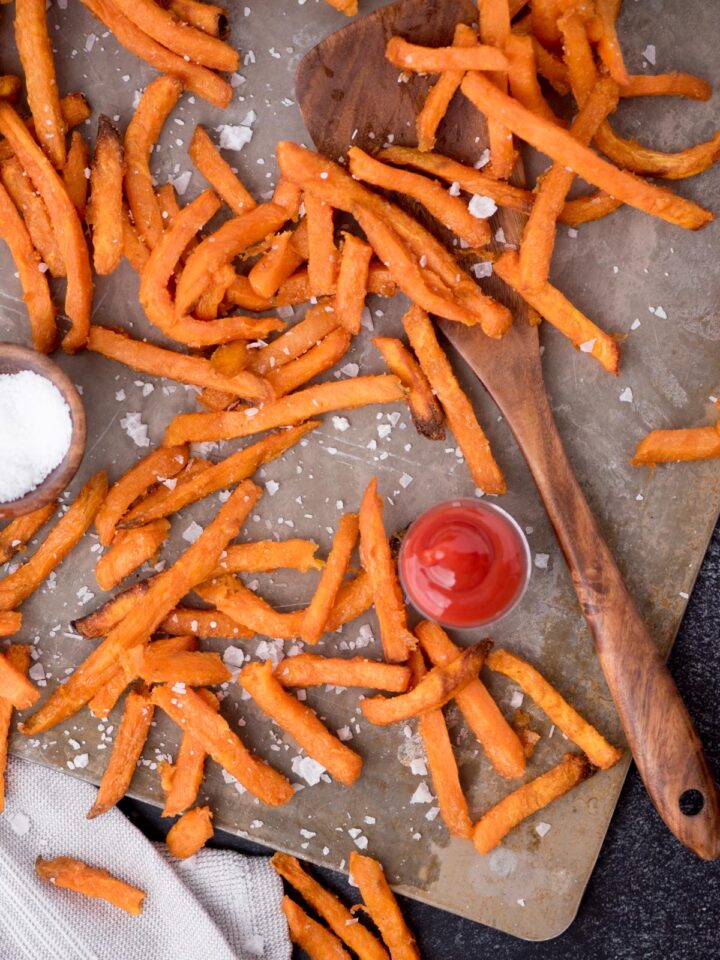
<box><xmin>385</xmin><ymin>36</ymin><xmax>508</xmax><ymax>73</ymax></box>
<box><xmin>460</xmin><ymin>71</ymin><xmax>713</xmax><ymax>228</ymax></box>
<box><xmin>273</xmin><ymin>263</ymin><xmax>397</xmax><ymax>307</ymax></box>
<box><xmin>211</xmin><ymin>340</ymin><xmax>250</xmax><ymax>376</ymax></box>
<box><xmin>35</xmin><ymin>857</ymin><xmax>145</xmax><ymax>916</ymax></box>
<box><xmin>301</xmin><ymin>513</ymin><xmax>359</xmax><ymax>645</ymax></box>
<box><xmin>122</xmin><ymin>0</ymin><xmax>238</xmax><ymax>71</ymax></box>
<box><xmin>325</xmin><ymin>0</ymin><xmax>357</xmax><ymax>15</ymax></box>
<box><xmin>87</xmin><ymin>687</ymin><xmax>155</xmax><ymax>819</ymax></box>
<box><xmin>0</xmin><ymin>612</ymin><xmax>22</xmax><ymax>638</ymax></box>
<box><xmin>416</xmin><ymin>621</ymin><xmax>525</xmax><ymax>779</ymax></box>
<box><xmin>166</xmin><ymin>806</ymin><xmax>214</xmax><ymax>859</ymax></box>
<box><xmin>0</xmin><ymin>649</ymin><xmax>37</xmax><ymax>710</ymax></box>
<box><xmin>0</xmin><ymin>156</ymin><xmax>65</xmax><ymax>278</ymax></box>
<box><xmin>197</xmin><ymin>576</ymin><xmax>304</xmax><ymax>640</ymax></box>
<box><xmin>282</xmin><ymin>897</ymin><xmax>352</xmax><ymax>960</ymax></box>
<box><xmin>89</xmin><ymin>115</ymin><xmax>124</xmax><ymax>275</ymax></box>
<box><xmin>272</xmin><ymin>854</ymin><xmax>389</xmax><ymax>960</ymax></box>
<box><xmin>631</xmin><ymin>425</ymin><xmax>720</xmax><ymax>466</ymax></box>
<box><xmin>95</xmin><ymin>520</ymin><xmax>170</xmax><ymax>592</ymax></box>
<box><xmin>621</xmin><ymin>73</ymin><xmax>711</xmax><ymax>101</ymax></box>
<box><xmin>95</xmin><ymin>446</ymin><xmax>188</xmax><ymax>546</ymax></box>
<box><xmin>359</xmin><ymin>478</ymin><xmax>414</xmax><ymax>664</ymax></box>
<box><xmin>494</xmin><ymin>250</ymin><xmax>620</xmax><ymax>375</ymax></box>
<box><xmin>334</xmin><ymin>233</ymin><xmax>373</xmax><ymax>335</ymax></box>
<box><xmin>73</xmin><ymin>580</ymin><xmax>153</xmax><ymax>640</ymax></box>
<box><xmin>62</xmin><ymin>131</ymin><xmax>90</xmax><ymax>217</ymax></box>
<box><xmin>473</xmin><ymin>752</ymin><xmax>594</xmax><ymax>854</ymax></box>
<box><xmin>88</xmin><ymin>326</ymin><xmax>272</xmax><ymax>403</ymax></box>
<box><xmin>402</xmin><ymin>305</ymin><xmax>506</xmax><ymax>492</ymax></box>
<box><xmin>486</xmin><ymin>648</ymin><xmax>623</xmax><ymax>769</ymax></box>
<box><xmin>0</xmin><ymin>645</ymin><xmax>30</xmax><ymax>810</ymax></box>
<box><xmin>594</xmin><ymin>0</ymin><xmax>629</xmax><ymax>86</ymax></box>
<box><xmin>80</xmin><ymin>0</ymin><xmax>231</xmax><ymax>107</ymax></box>
<box><xmin>373</xmin><ymin>337</ymin><xmax>445</xmax><ymax>441</ymax></box>
<box><xmin>506</xmin><ymin>34</ymin><xmax>559</xmax><ymax>124</ymax></box>
<box><xmin>417</xmin><ymin>23</ymin><xmax>477</xmax><ymax>153</ymax></box>
<box><xmin>124</xmin><ymin>646</ymin><xmax>231</xmax><ymax>686</ymax></box>
<box><xmin>350</xmin><ymin>852</ymin><xmax>420</xmax><ymax>960</ymax></box>
<box><xmin>22</xmin><ymin>482</ymin><xmax>262</xmax><ymax>735</ymax></box>
<box><xmin>224</xmin><ymin>274</ymin><xmax>275</xmax><ymax>311</ymax></box>
<box><xmin>265</xmin><ymin>328</ymin><xmax>351</xmax><ymax>398</ymax></box>
<box><xmin>0</xmin><ymin>473</ymin><xmax>108</xmax><ymax>612</ymax></box>
<box><xmin>0</xmin><ymin>92</ymin><xmax>91</xmax><ymax>166</ymax></box>
<box><xmin>211</xmin><ymin>539</ymin><xmax>322</xmax><ymax>576</ymax></box>
<box><xmin>189</xmin><ymin>125</ymin><xmax>256</xmax><ymax>215</ymax></box>
<box><xmin>275</xmin><ymin>655</ymin><xmax>410</xmax><ymax>692</ymax></box>
<box><xmin>362</xmin><ymin>640</ymin><xmax>492</xmax><ymax>726</ymax></box>
<box><xmin>249</xmin><ymin>231</ymin><xmax>304</xmax><ymax>300</ymax></box>
<box><xmin>14</xmin><ymin>0</ymin><xmax>67</xmax><ymax>168</ymax></box>
<box><xmin>248</xmin><ymin>301</ymin><xmax>339</xmax><ymax>375</ymax></box>
<box><xmin>159</xmin><ymin>607</ymin><xmax>253</xmax><ymax>640</ymax></box>
<box><xmin>0</xmin><ymin>178</ymin><xmax>56</xmax><ymax>352</ymax></box>
<box><xmin>240</xmin><ymin>660</ymin><xmax>363</xmax><ymax>786</ymax></box>
<box><xmin>272</xmin><ymin>177</ymin><xmax>303</xmax><ymax>219</ymax></box>
<box><xmin>479</xmin><ymin>0</ymin><xmax>516</xmax><ymax>178</ymax></box>
<box><xmin>305</xmin><ymin>193</ymin><xmax>339</xmax><ymax>297</ymax></box>
<box><xmin>164</xmin><ymin>0</ymin><xmax>229</xmax><ymax>37</ymax></box>
<box><xmin>160</xmin><ymin>687</ymin><xmax>217</xmax><ymax>817</ymax></box>
<box><xmin>409</xmin><ymin>650</ymin><xmax>472</xmax><ymax>839</ymax></box>
<box><xmin>152</xmin><ymin>683</ymin><xmax>293</xmax><ymax>805</ymax></box>
<box><xmin>0</xmin><ymin>101</ymin><xmax>92</xmax><ymax>352</ymax></box>
<box><xmin>0</xmin><ymin>502</ymin><xmax>56</xmax><ymax>565</ymax></box>
<box><xmin>119</xmin><ymin>458</ymin><xmax>211</xmax><ymax>525</ymax></box>
<box><xmin>122</xmin><ymin>205</ymin><xmax>150</xmax><ymax>271</ymax></box>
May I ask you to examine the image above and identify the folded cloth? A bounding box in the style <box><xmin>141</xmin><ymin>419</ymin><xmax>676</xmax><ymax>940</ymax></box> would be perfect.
<box><xmin>0</xmin><ymin>756</ymin><xmax>291</xmax><ymax>960</ymax></box>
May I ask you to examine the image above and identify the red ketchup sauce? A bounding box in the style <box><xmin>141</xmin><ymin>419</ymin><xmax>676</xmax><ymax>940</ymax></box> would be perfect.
<box><xmin>399</xmin><ymin>499</ymin><xmax>530</xmax><ymax>629</ymax></box>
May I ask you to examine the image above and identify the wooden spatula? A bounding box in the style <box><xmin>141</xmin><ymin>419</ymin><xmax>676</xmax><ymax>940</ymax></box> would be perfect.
<box><xmin>296</xmin><ymin>0</ymin><xmax>720</xmax><ymax>858</ymax></box>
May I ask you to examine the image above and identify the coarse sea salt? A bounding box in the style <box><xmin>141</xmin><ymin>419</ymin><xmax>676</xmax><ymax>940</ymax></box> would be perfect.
<box><xmin>0</xmin><ymin>370</ymin><xmax>72</xmax><ymax>503</ymax></box>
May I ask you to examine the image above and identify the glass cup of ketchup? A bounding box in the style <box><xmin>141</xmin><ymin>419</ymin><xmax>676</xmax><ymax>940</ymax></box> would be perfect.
<box><xmin>398</xmin><ymin>499</ymin><xmax>531</xmax><ymax>630</ymax></box>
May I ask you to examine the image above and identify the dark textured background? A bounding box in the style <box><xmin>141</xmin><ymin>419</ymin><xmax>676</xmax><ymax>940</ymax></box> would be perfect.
<box><xmin>124</xmin><ymin>525</ymin><xmax>720</xmax><ymax>958</ymax></box>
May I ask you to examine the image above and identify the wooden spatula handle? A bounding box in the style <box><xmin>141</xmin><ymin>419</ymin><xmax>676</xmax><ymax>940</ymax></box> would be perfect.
<box><xmin>507</xmin><ymin>373</ymin><xmax>720</xmax><ymax>858</ymax></box>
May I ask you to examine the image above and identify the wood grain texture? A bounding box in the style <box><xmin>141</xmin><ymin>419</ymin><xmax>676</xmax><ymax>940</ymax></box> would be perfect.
<box><xmin>296</xmin><ymin>0</ymin><xmax>720</xmax><ymax>859</ymax></box>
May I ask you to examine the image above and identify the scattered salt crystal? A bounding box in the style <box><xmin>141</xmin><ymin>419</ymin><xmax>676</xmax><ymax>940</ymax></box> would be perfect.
<box><xmin>619</xmin><ymin>387</ymin><xmax>633</xmax><ymax>403</ymax></box>
<box><xmin>474</xmin><ymin>149</ymin><xmax>490</xmax><ymax>169</ymax></box>
<box><xmin>425</xmin><ymin>807</ymin><xmax>440</xmax><ymax>821</ymax></box>
<box><xmin>85</xmin><ymin>33</ymin><xmax>97</xmax><ymax>52</ymax></box>
<box><xmin>679</xmin><ymin>591</ymin><xmax>689</xmax><ymax>599</ymax></box>
<box><xmin>472</xmin><ymin>261</ymin><xmax>493</xmax><ymax>279</ymax></box>
<box><xmin>654</xmin><ymin>306</ymin><xmax>668</xmax><ymax>320</ymax></box>
<box><xmin>377</xmin><ymin>424</ymin><xmax>392</xmax><ymax>439</ymax></box>
<box><xmin>169</xmin><ymin>171</ymin><xmax>192</xmax><ymax>196</ymax></box>
<box><xmin>332</xmin><ymin>416</ymin><xmax>350</xmax><ymax>432</ymax></box>
<box><xmin>182</xmin><ymin>521</ymin><xmax>203</xmax><ymax>543</ymax></box>
<box><xmin>509</xmin><ymin>689</ymin><xmax>524</xmax><ymax>710</ymax></box>
<box><xmin>642</xmin><ymin>44</ymin><xmax>656</xmax><ymax>65</ymax></box>
<box><xmin>215</xmin><ymin>123</ymin><xmax>253</xmax><ymax>151</ymax></box>
<box><xmin>468</xmin><ymin>195</ymin><xmax>497</xmax><ymax>219</ymax></box>
<box><xmin>353</xmin><ymin>835</ymin><xmax>368</xmax><ymax>850</ymax></box>
<box><xmin>567</xmin><ymin>228</ymin><xmax>578</xmax><ymax>238</ymax></box>
<box><xmin>300</xmin><ymin>829</ymin><xmax>316</xmax><ymax>839</ymax></box>
<box><xmin>29</xmin><ymin>662</ymin><xmax>45</xmax><ymax>682</ymax></box>
<box><xmin>265</xmin><ymin>480</ymin><xmax>280</xmax><ymax>496</ymax></box>
<box><xmin>517</xmin><ymin>898</ymin><xmax>526</xmax><ymax>907</ymax></box>
<box><xmin>74</xmin><ymin>753</ymin><xmax>89</xmax><ymax>769</ymax></box>
<box><xmin>448</xmin><ymin>181</ymin><xmax>461</xmax><ymax>197</ymax></box>
<box><xmin>495</xmin><ymin>227</ymin><xmax>506</xmax><ymax>244</ymax></box>
<box><xmin>230</xmin><ymin>73</ymin><xmax>246</xmax><ymax>87</ymax></box>
<box><xmin>256</xmin><ymin>639</ymin><xmax>285</xmax><ymax>666</ymax></box>
<box><xmin>535</xmin><ymin>821</ymin><xmax>551</xmax><ymax>838</ymax></box>
<box><xmin>120</xmin><ymin>412</ymin><xmax>150</xmax><ymax>448</ymax></box>
<box><xmin>580</xmin><ymin>339</ymin><xmax>596</xmax><ymax>353</ymax></box>
<box><xmin>410</xmin><ymin>757</ymin><xmax>428</xmax><ymax>776</ymax></box>
<box><xmin>340</xmin><ymin>363</ymin><xmax>360</xmax><ymax>378</ymax></box>
<box><xmin>410</xmin><ymin>782</ymin><xmax>433</xmax><ymax>804</ymax></box>
<box><xmin>172</xmin><ymin>682</ymin><xmax>186</xmax><ymax>694</ymax></box>
<box><xmin>337</xmin><ymin>725</ymin><xmax>353</xmax><ymax>741</ymax></box>
<box><xmin>631</xmin><ymin>319</ymin><xmax>641</xmax><ymax>330</ymax></box>
<box><xmin>364</xmin><ymin>816</ymin><xmax>376</xmax><ymax>825</ymax></box>
<box><xmin>7</xmin><ymin>812</ymin><xmax>30</xmax><ymax>836</ymax></box>
<box><xmin>534</xmin><ymin>553</ymin><xmax>549</xmax><ymax>569</ymax></box>
<box><xmin>636</xmin><ymin>494</ymin><xmax>644</xmax><ymax>501</ymax></box>
<box><xmin>291</xmin><ymin>755</ymin><xmax>326</xmax><ymax>785</ymax></box>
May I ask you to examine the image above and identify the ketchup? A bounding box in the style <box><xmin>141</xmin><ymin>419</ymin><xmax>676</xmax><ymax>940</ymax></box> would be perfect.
<box><xmin>399</xmin><ymin>499</ymin><xmax>530</xmax><ymax>629</ymax></box>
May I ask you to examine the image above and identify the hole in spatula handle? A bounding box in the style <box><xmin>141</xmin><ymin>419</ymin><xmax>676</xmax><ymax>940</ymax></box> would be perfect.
<box><xmin>679</xmin><ymin>789</ymin><xmax>705</xmax><ymax>817</ymax></box>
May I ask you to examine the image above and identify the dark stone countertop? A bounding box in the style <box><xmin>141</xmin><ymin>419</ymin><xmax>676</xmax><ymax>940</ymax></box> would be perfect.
<box><xmin>124</xmin><ymin>524</ymin><xmax>720</xmax><ymax>959</ymax></box>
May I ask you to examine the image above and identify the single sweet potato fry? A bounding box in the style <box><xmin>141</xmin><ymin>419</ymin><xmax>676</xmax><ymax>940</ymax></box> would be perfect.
<box><xmin>0</xmin><ymin>612</ymin><xmax>22</xmax><ymax>638</ymax></box>
<box><xmin>373</xmin><ymin>337</ymin><xmax>445</xmax><ymax>441</ymax></box>
<box><xmin>0</xmin><ymin>473</ymin><xmax>108</xmax><ymax>612</ymax></box>
<box><xmin>402</xmin><ymin>306</ymin><xmax>506</xmax><ymax>492</ymax></box>
<box><xmin>95</xmin><ymin>520</ymin><xmax>170</xmax><ymax>592</ymax></box>
<box><xmin>275</xmin><ymin>655</ymin><xmax>410</xmax><ymax>693</ymax></box>
<box><xmin>621</xmin><ymin>73</ymin><xmax>711</xmax><ymax>100</ymax></box>
<box><xmin>410</xmin><ymin>650</ymin><xmax>472</xmax><ymax>839</ymax></box>
<box><xmin>273</xmin><ymin>262</ymin><xmax>397</xmax><ymax>307</ymax></box>
<box><xmin>159</xmin><ymin>607</ymin><xmax>253</xmax><ymax>640</ymax></box>
<box><xmin>73</xmin><ymin>580</ymin><xmax>152</xmax><ymax>639</ymax></box>
<box><xmin>211</xmin><ymin>340</ymin><xmax>250</xmax><ymax>376</ymax></box>
<box><xmin>506</xmin><ymin>34</ymin><xmax>560</xmax><ymax>124</ymax></box>
<box><xmin>197</xmin><ymin>576</ymin><xmax>304</xmax><ymax>640</ymax></box>
<box><xmin>594</xmin><ymin>0</ymin><xmax>629</xmax><ymax>86</ymax></box>
<box><xmin>240</xmin><ymin>660</ymin><xmax>363</xmax><ymax>786</ymax></box>
<box><xmin>301</xmin><ymin>514</ymin><xmax>359</xmax><ymax>645</ymax></box>
<box><xmin>334</xmin><ymin>233</ymin><xmax>372</xmax><ymax>335</ymax></box>
<box><xmin>122</xmin><ymin>205</ymin><xmax>150</xmax><ymax>272</ymax></box>
<box><xmin>283</xmin><ymin>897</ymin><xmax>352</xmax><ymax>960</ymax></box>
<box><xmin>189</xmin><ymin>125</ymin><xmax>256</xmax><ymax>215</ymax></box>
<box><xmin>0</xmin><ymin>502</ymin><xmax>56</xmax><ymax>564</ymax></box>
<box><xmin>487</xmin><ymin>649</ymin><xmax>623</xmax><ymax>769</ymax></box>
<box><xmin>265</xmin><ymin>328</ymin><xmax>351</xmax><ymax>398</ymax></box>
<box><xmin>473</xmin><ymin>752</ymin><xmax>595</xmax><ymax>854</ymax></box>
<box><xmin>359</xmin><ymin>478</ymin><xmax>414</xmax><ymax>663</ymax></box>
<box><xmin>0</xmin><ymin>92</ymin><xmax>91</xmax><ymax>166</ymax></box>
<box><xmin>479</xmin><ymin>0</ymin><xmax>515</xmax><ymax>179</ymax></box>
<box><xmin>166</xmin><ymin>805</ymin><xmax>214</xmax><ymax>859</ymax></box>
<box><xmin>305</xmin><ymin>193</ymin><xmax>338</xmax><ymax>297</ymax></box>
<box><xmin>165</xmin><ymin>0</ymin><xmax>228</xmax><ymax>38</ymax></box>
<box><xmin>273</xmin><ymin>177</ymin><xmax>303</xmax><ymax>219</ymax></box>
<box><xmin>95</xmin><ymin>446</ymin><xmax>188</xmax><ymax>546</ymax></box>
<box><xmin>361</xmin><ymin>640</ymin><xmax>491</xmax><ymax>726</ymax></box>
<box><xmin>416</xmin><ymin>23</ymin><xmax>477</xmax><ymax>153</ymax></box>
<box><xmin>248</xmin><ymin>301</ymin><xmax>339</xmax><ymax>375</ymax></box>
<box><xmin>120</xmin><ymin>458</ymin><xmax>212</xmax><ymax>525</ymax></box>
<box><xmin>0</xmin><ymin>645</ymin><xmax>30</xmax><ymax>810</ymax></box>
<box><xmin>249</xmin><ymin>231</ymin><xmax>304</xmax><ymax>299</ymax></box>
<box><xmin>224</xmin><ymin>275</ymin><xmax>275</xmax><ymax>311</ymax></box>
<box><xmin>160</xmin><ymin>688</ymin><xmax>218</xmax><ymax>817</ymax></box>
<box><xmin>350</xmin><ymin>852</ymin><xmax>420</xmax><ymax>960</ymax></box>
<box><xmin>121</xmin><ymin>0</ymin><xmax>238</xmax><ymax>71</ymax></box>
<box><xmin>385</xmin><ymin>36</ymin><xmax>508</xmax><ymax>72</ymax></box>
<box><xmin>62</xmin><ymin>131</ymin><xmax>90</xmax><ymax>217</ymax></box>
<box><xmin>124</xmin><ymin>647</ymin><xmax>231</xmax><ymax>686</ymax></box>
<box><xmin>87</xmin><ymin>687</ymin><xmax>155</xmax><ymax>819</ymax></box>
<box><xmin>272</xmin><ymin>855</ymin><xmax>389</xmax><ymax>960</ymax></box>
<box><xmin>631</xmin><ymin>425</ymin><xmax>720</xmax><ymax>466</ymax></box>
<box><xmin>35</xmin><ymin>857</ymin><xmax>145</xmax><ymax>916</ymax></box>
<box><xmin>416</xmin><ymin>621</ymin><xmax>525</xmax><ymax>779</ymax></box>
<box><xmin>0</xmin><ymin>156</ymin><xmax>65</xmax><ymax>278</ymax></box>
<box><xmin>211</xmin><ymin>539</ymin><xmax>322</xmax><ymax>577</ymax></box>
<box><xmin>88</xmin><ymin>115</ymin><xmax>124</xmax><ymax>275</ymax></box>
<box><xmin>152</xmin><ymin>683</ymin><xmax>293</xmax><ymax>805</ymax></box>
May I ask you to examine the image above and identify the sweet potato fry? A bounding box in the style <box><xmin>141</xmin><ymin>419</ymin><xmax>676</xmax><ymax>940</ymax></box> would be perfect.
<box><xmin>0</xmin><ymin>645</ymin><xmax>30</xmax><ymax>811</ymax></box>
<box><xmin>416</xmin><ymin>621</ymin><xmax>525</xmax><ymax>779</ymax></box>
<box><xmin>348</xmin><ymin>147</ymin><xmax>491</xmax><ymax>248</ymax></box>
<box><xmin>594</xmin><ymin>0</ymin><xmax>629</xmax><ymax>86</ymax></box>
<box><xmin>417</xmin><ymin>23</ymin><xmax>477</xmax><ymax>153</ymax></box>
<box><xmin>249</xmin><ymin>301</ymin><xmax>338</xmax><ymax>374</ymax></box>
<box><xmin>282</xmin><ymin>897</ymin><xmax>352</xmax><ymax>960</ymax></box>
<box><xmin>88</xmin><ymin>115</ymin><xmax>124</xmax><ymax>275</ymax></box>
<box><xmin>22</xmin><ymin>482</ymin><xmax>262</xmax><ymax>735</ymax></box>
<box><xmin>621</xmin><ymin>73</ymin><xmax>711</xmax><ymax>101</ymax></box>
<box><xmin>95</xmin><ymin>520</ymin><xmax>170</xmax><ymax>592</ymax></box>
<box><xmin>494</xmin><ymin>250</ymin><xmax>620</xmax><ymax>375</ymax></box>
<box><xmin>273</xmin><ymin>263</ymin><xmax>397</xmax><ymax>307</ymax></box>
<box><xmin>95</xmin><ymin>446</ymin><xmax>188</xmax><ymax>546</ymax></box>
<box><xmin>211</xmin><ymin>539</ymin><xmax>322</xmax><ymax>577</ymax></box>
<box><xmin>385</xmin><ymin>36</ymin><xmax>508</xmax><ymax>73</ymax></box>
<box><xmin>350</xmin><ymin>852</ymin><xmax>420</xmax><ymax>960</ymax></box>
<box><xmin>273</xmin><ymin>177</ymin><xmax>303</xmax><ymax>219</ymax></box>
<box><xmin>0</xmin><ymin>92</ymin><xmax>91</xmax><ymax>166</ymax></box>
<box><xmin>165</xmin><ymin>0</ymin><xmax>229</xmax><ymax>37</ymax></box>
<box><xmin>160</xmin><ymin>687</ymin><xmax>217</xmax><ymax>817</ymax></box>
<box><xmin>249</xmin><ymin>231</ymin><xmax>305</xmax><ymax>300</ymax></box>
<box><xmin>197</xmin><ymin>576</ymin><xmax>304</xmax><ymax>640</ymax></box>
<box><xmin>211</xmin><ymin>340</ymin><xmax>250</xmax><ymax>376</ymax></box>
<box><xmin>0</xmin><ymin>646</ymin><xmax>37</xmax><ymax>711</ymax></box>
<box><xmin>0</xmin><ymin>101</ymin><xmax>92</xmax><ymax>352</ymax></box>
<box><xmin>240</xmin><ymin>660</ymin><xmax>362</xmax><ymax>786</ymax></box>
<box><xmin>402</xmin><ymin>306</ymin><xmax>506</xmax><ymax>492</ymax></box>
<box><xmin>159</xmin><ymin>607</ymin><xmax>253</xmax><ymax>640</ymax></box>
<box><xmin>124</xmin><ymin>646</ymin><xmax>231</xmax><ymax>686</ymax></box>
<box><xmin>87</xmin><ymin>326</ymin><xmax>272</xmax><ymax>402</ymax></box>
<box><xmin>362</xmin><ymin>640</ymin><xmax>492</xmax><ymax>727</ymax></box>
<box><xmin>486</xmin><ymin>649</ymin><xmax>623</xmax><ymax>769</ymax></box>
<box><xmin>505</xmin><ymin>34</ymin><xmax>559</xmax><ymax>124</ymax></box>
<box><xmin>224</xmin><ymin>274</ymin><xmax>275</xmax><ymax>311</ymax></box>
<box><xmin>459</xmin><ymin>72</ymin><xmax>713</xmax><ymax>228</ymax></box>
<box><xmin>80</xmin><ymin>0</ymin><xmax>231</xmax><ymax>107</ymax></box>
<box><xmin>333</xmin><ymin>233</ymin><xmax>373</xmax><ymax>335</ymax></box>
<box><xmin>479</xmin><ymin>0</ymin><xmax>515</xmax><ymax>178</ymax></box>
<box><xmin>275</xmin><ymin>655</ymin><xmax>410</xmax><ymax>693</ymax></box>
<box><xmin>0</xmin><ymin>178</ymin><xmax>56</xmax><ymax>352</ymax></box>
<box><xmin>14</xmin><ymin>0</ymin><xmax>66</xmax><ymax>168</ymax></box>
<box><xmin>126</xmin><ymin>424</ymin><xmax>317</xmax><ymax>525</ymax></box>
<box><xmin>0</xmin><ymin>76</ymin><xmax>21</xmax><ymax>103</ymax></box>
<box><xmin>122</xmin><ymin>205</ymin><xmax>150</xmax><ymax>271</ymax></box>
<box><xmin>0</xmin><ymin>156</ymin><xmax>65</xmax><ymax>277</ymax></box>
<box><xmin>272</xmin><ymin>854</ymin><xmax>389</xmax><ymax>960</ymax></box>
<box><xmin>35</xmin><ymin>857</ymin><xmax>145</xmax><ymax>916</ymax></box>
<box><xmin>119</xmin><ymin>458</ymin><xmax>212</xmax><ymax>526</ymax></box>
<box><xmin>631</xmin><ymin>425</ymin><xmax>720</xmax><ymax>466</ymax></box>
<box><xmin>304</xmin><ymin>193</ymin><xmax>339</xmax><ymax>297</ymax></box>
<box><xmin>265</xmin><ymin>328</ymin><xmax>351</xmax><ymax>398</ymax></box>
<box><xmin>325</xmin><ymin>0</ymin><xmax>357</xmax><ymax>15</ymax></box>
<box><xmin>0</xmin><ymin>612</ymin><xmax>22</xmax><ymax>638</ymax></box>
<box><xmin>0</xmin><ymin>502</ymin><xmax>56</xmax><ymax>565</ymax></box>
<box><xmin>473</xmin><ymin>752</ymin><xmax>595</xmax><ymax>854</ymax></box>
<box><xmin>73</xmin><ymin>580</ymin><xmax>152</xmax><ymax>639</ymax></box>
<box><xmin>0</xmin><ymin>473</ymin><xmax>108</xmax><ymax>612</ymax></box>
<box><xmin>189</xmin><ymin>125</ymin><xmax>256</xmax><ymax>215</ymax></box>
<box><xmin>166</xmin><ymin>806</ymin><xmax>214</xmax><ymax>859</ymax></box>
<box><xmin>301</xmin><ymin>514</ymin><xmax>358</xmax><ymax>645</ymax></box>
<box><xmin>164</xmin><ymin>376</ymin><xmax>405</xmax><ymax>446</ymax></box>
<box><xmin>359</xmin><ymin>478</ymin><xmax>414</xmax><ymax>663</ymax></box>
<box><xmin>372</xmin><ymin>337</ymin><xmax>445</xmax><ymax>441</ymax></box>
<box><xmin>62</xmin><ymin>132</ymin><xmax>90</xmax><ymax>217</ymax></box>
<box><xmin>122</xmin><ymin>0</ymin><xmax>238</xmax><ymax>71</ymax></box>
<box><xmin>87</xmin><ymin>687</ymin><xmax>155</xmax><ymax>819</ymax></box>
<box><xmin>152</xmin><ymin>683</ymin><xmax>293</xmax><ymax>804</ymax></box>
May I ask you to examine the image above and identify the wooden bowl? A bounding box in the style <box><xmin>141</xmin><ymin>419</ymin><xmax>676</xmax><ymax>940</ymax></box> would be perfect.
<box><xmin>0</xmin><ymin>344</ymin><xmax>86</xmax><ymax>520</ymax></box>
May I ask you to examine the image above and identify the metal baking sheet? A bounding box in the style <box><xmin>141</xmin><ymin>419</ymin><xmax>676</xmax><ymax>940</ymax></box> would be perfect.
<box><xmin>1</xmin><ymin>0</ymin><xmax>719</xmax><ymax>941</ymax></box>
